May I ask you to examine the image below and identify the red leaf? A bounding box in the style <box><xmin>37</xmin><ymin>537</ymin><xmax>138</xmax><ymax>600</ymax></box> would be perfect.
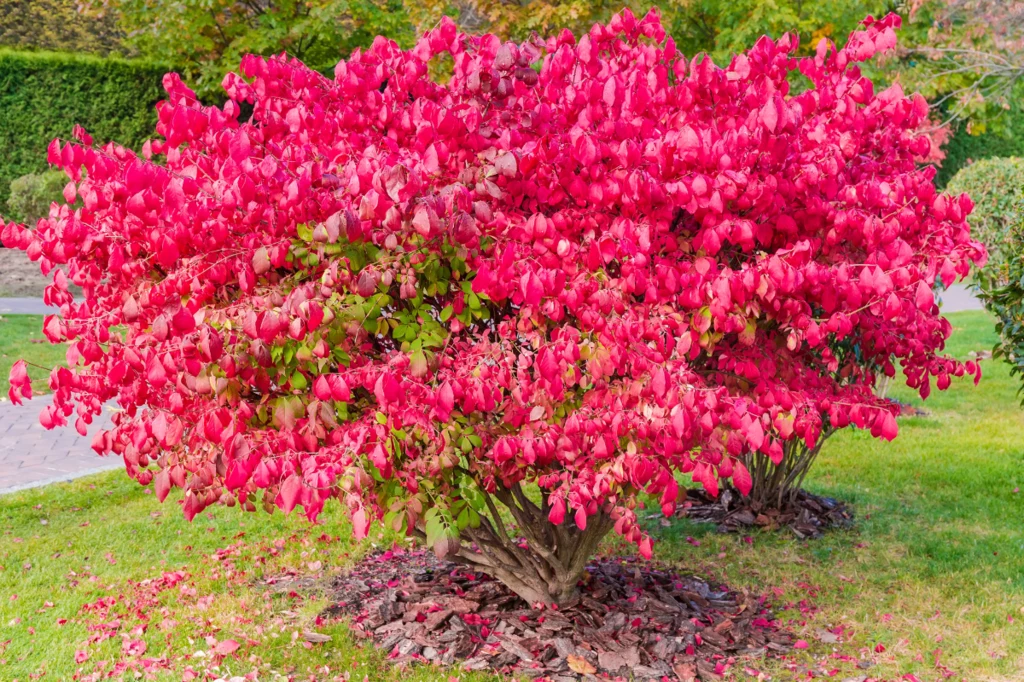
<box><xmin>915</xmin><ymin>281</ymin><xmax>934</xmax><ymax>312</ymax></box>
<box><xmin>547</xmin><ymin>496</ymin><xmax>565</xmax><ymax>525</ymax></box>
<box><xmin>732</xmin><ymin>460</ymin><xmax>753</xmax><ymax>496</ymax></box>
<box><xmin>154</xmin><ymin>469</ymin><xmax>171</xmax><ymax>503</ymax></box>
<box><xmin>574</xmin><ymin>506</ymin><xmax>587</xmax><ymax>531</ymax></box>
<box><xmin>760</xmin><ymin>98</ymin><xmax>778</xmax><ymax>132</ymax></box>
<box><xmin>278</xmin><ymin>476</ymin><xmax>303</xmax><ymax>514</ymax></box>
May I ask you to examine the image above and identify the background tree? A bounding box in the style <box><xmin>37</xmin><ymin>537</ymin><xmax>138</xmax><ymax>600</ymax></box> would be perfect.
<box><xmin>896</xmin><ymin>1</ymin><xmax>1024</xmax><ymax>134</ymax></box>
<box><xmin>81</xmin><ymin>0</ymin><xmax>415</xmax><ymax>99</ymax></box>
<box><xmin>662</xmin><ymin>0</ymin><xmax>896</xmax><ymax>64</ymax></box>
<box><xmin>405</xmin><ymin>0</ymin><xmax>896</xmax><ymax>56</ymax></box>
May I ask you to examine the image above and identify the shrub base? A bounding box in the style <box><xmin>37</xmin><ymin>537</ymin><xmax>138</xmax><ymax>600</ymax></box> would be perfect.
<box><xmin>676</xmin><ymin>487</ymin><xmax>854</xmax><ymax>538</ymax></box>
<box><xmin>311</xmin><ymin>547</ymin><xmax>793</xmax><ymax>680</ymax></box>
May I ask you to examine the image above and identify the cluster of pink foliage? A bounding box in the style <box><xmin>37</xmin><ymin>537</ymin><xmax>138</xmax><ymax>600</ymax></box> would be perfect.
<box><xmin>914</xmin><ymin>116</ymin><xmax>953</xmax><ymax>166</ymax></box>
<box><xmin>3</xmin><ymin>10</ymin><xmax>983</xmax><ymax>558</ymax></box>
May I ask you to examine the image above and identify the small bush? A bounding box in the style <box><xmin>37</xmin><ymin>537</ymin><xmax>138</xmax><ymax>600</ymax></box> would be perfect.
<box><xmin>3</xmin><ymin>11</ymin><xmax>983</xmax><ymax>606</ymax></box>
<box><xmin>947</xmin><ymin>157</ymin><xmax>1024</xmax><ymax>276</ymax></box>
<box><xmin>6</xmin><ymin>170</ymin><xmax>66</xmax><ymax>225</ymax></box>
<box><xmin>981</xmin><ymin>216</ymin><xmax>1024</xmax><ymax>401</ymax></box>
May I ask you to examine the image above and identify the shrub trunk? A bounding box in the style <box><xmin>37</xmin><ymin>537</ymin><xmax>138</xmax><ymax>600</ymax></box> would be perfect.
<box><xmin>419</xmin><ymin>483</ymin><xmax>613</xmax><ymax>606</ymax></box>
<box><xmin>745</xmin><ymin>432</ymin><xmax>833</xmax><ymax>510</ymax></box>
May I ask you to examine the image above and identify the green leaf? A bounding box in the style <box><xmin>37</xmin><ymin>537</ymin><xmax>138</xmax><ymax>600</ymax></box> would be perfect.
<box><xmin>456</xmin><ymin>506</ymin><xmax>470</xmax><ymax>530</ymax></box>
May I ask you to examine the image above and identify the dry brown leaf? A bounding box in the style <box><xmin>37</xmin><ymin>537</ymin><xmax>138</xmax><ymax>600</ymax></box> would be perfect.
<box><xmin>673</xmin><ymin>661</ymin><xmax>697</xmax><ymax>681</ymax></box>
<box><xmin>567</xmin><ymin>654</ymin><xmax>596</xmax><ymax>674</ymax></box>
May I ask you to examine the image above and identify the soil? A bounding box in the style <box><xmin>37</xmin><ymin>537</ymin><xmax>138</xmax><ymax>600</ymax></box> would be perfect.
<box><xmin>0</xmin><ymin>248</ymin><xmax>82</xmax><ymax>298</ymax></box>
<box><xmin>0</xmin><ymin>248</ymin><xmax>49</xmax><ymax>297</ymax></box>
<box><xmin>288</xmin><ymin>547</ymin><xmax>795</xmax><ymax>681</ymax></box>
<box><xmin>676</xmin><ymin>487</ymin><xmax>854</xmax><ymax>539</ymax></box>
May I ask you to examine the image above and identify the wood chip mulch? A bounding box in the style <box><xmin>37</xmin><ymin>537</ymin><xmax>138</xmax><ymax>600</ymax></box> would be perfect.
<box><xmin>319</xmin><ymin>548</ymin><xmax>794</xmax><ymax>681</ymax></box>
<box><xmin>894</xmin><ymin>400</ymin><xmax>931</xmax><ymax>418</ymax></box>
<box><xmin>676</xmin><ymin>487</ymin><xmax>854</xmax><ymax>539</ymax></box>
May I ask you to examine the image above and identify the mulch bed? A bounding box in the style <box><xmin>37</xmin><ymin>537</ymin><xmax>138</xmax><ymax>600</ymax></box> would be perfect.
<box><xmin>318</xmin><ymin>548</ymin><xmax>794</xmax><ymax>681</ymax></box>
<box><xmin>676</xmin><ymin>487</ymin><xmax>854</xmax><ymax>539</ymax></box>
<box><xmin>894</xmin><ymin>400</ymin><xmax>931</xmax><ymax>418</ymax></box>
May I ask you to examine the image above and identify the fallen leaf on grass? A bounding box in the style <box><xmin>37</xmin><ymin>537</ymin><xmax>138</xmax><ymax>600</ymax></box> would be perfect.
<box><xmin>214</xmin><ymin>639</ymin><xmax>240</xmax><ymax>655</ymax></box>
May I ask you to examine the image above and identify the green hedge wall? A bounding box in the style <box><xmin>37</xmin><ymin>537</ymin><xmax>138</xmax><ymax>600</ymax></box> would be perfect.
<box><xmin>0</xmin><ymin>50</ymin><xmax>167</xmax><ymax>217</ymax></box>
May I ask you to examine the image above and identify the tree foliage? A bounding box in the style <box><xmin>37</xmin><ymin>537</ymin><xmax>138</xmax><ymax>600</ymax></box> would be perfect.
<box><xmin>82</xmin><ymin>0</ymin><xmax>415</xmax><ymax>99</ymax></box>
<box><xmin>3</xmin><ymin>10</ymin><xmax>983</xmax><ymax>604</ymax></box>
<box><xmin>661</xmin><ymin>0</ymin><xmax>895</xmax><ymax>65</ymax></box>
<box><xmin>410</xmin><ymin>1</ymin><xmax>1024</xmax><ymax>150</ymax></box>
<box><xmin>897</xmin><ymin>0</ymin><xmax>1024</xmax><ymax>134</ymax></box>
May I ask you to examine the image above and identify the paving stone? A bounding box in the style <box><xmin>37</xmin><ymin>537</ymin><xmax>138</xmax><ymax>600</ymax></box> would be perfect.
<box><xmin>0</xmin><ymin>394</ymin><xmax>119</xmax><ymax>494</ymax></box>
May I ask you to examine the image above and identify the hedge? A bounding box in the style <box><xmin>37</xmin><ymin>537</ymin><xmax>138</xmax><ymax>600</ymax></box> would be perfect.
<box><xmin>0</xmin><ymin>49</ymin><xmax>167</xmax><ymax>218</ymax></box>
<box><xmin>0</xmin><ymin>0</ymin><xmax>126</xmax><ymax>56</ymax></box>
<box><xmin>947</xmin><ymin>157</ymin><xmax>1024</xmax><ymax>269</ymax></box>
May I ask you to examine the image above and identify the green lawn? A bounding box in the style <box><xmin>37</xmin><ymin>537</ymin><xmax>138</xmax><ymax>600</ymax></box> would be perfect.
<box><xmin>0</xmin><ymin>315</ymin><xmax>66</xmax><ymax>397</ymax></box>
<box><xmin>1</xmin><ymin>310</ymin><xmax>1022</xmax><ymax>681</ymax></box>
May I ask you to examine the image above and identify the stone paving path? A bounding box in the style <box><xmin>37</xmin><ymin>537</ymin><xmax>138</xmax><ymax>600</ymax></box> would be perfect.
<box><xmin>0</xmin><ymin>285</ymin><xmax>990</xmax><ymax>494</ymax></box>
<box><xmin>0</xmin><ymin>394</ymin><xmax>120</xmax><ymax>495</ymax></box>
<box><xmin>0</xmin><ymin>298</ymin><xmax>60</xmax><ymax>316</ymax></box>
<box><xmin>937</xmin><ymin>283</ymin><xmax>984</xmax><ymax>313</ymax></box>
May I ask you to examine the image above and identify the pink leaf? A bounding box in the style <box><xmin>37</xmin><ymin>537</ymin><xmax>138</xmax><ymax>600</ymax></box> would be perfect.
<box><xmin>760</xmin><ymin>98</ymin><xmax>778</xmax><ymax>133</ymax></box>
<box><xmin>732</xmin><ymin>460</ymin><xmax>752</xmax><ymax>496</ymax></box>
<box><xmin>574</xmin><ymin>506</ymin><xmax>587</xmax><ymax>531</ymax></box>
<box><xmin>915</xmin><ymin>281</ymin><xmax>934</xmax><ymax>312</ymax></box>
<box><xmin>214</xmin><ymin>639</ymin><xmax>240</xmax><ymax>655</ymax></box>
<box><xmin>278</xmin><ymin>475</ymin><xmax>303</xmax><ymax>514</ymax></box>
<box><xmin>547</xmin><ymin>496</ymin><xmax>565</xmax><ymax>525</ymax></box>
